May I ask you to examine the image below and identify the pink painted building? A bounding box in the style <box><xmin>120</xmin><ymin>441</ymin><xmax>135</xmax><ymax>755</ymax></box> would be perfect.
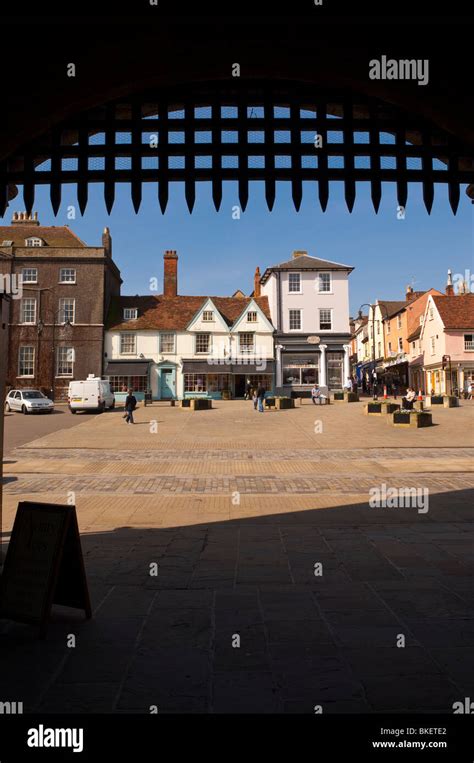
<box><xmin>419</xmin><ymin>292</ymin><xmax>474</xmax><ymax>394</ymax></box>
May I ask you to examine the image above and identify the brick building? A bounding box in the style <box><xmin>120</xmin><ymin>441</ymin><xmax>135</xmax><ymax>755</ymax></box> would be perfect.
<box><xmin>0</xmin><ymin>212</ymin><xmax>122</xmax><ymax>400</ymax></box>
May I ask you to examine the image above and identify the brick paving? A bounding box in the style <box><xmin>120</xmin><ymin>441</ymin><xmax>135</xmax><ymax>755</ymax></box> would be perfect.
<box><xmin>1</xmin><ymin>400</ymin><xmax>474</xmax><ymax>713</ymax></box>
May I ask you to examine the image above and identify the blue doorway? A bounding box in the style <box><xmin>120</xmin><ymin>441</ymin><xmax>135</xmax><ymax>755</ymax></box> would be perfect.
<box><xmin>160</xmin><ymin>367</ymin><xmax>176</xmax><ymax>399</ymax></box>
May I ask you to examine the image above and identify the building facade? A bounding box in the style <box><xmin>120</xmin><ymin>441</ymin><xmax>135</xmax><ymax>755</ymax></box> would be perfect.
<box><xmin>259</xmin><ymin>250</ymin><xmax>353</xmax><ymax>395</ymax></box>
<box><xmin>0</xmin><ymin>212</ymin><xmax>122</xmax><ymax>399</ymax></box>
<box><xmin>405</xmin><ymin>287</ymin><xmax>444</xmax><ymax>392</ymax></box>
<box><xmin>105</xmin><ymin>251</ymin><xmax>275</xmax><ymax>400</ymax></box>
<box><xmin>419</xmin><ymin>293</ymin><xmax>474</xmax><ymax>395</ymax></box>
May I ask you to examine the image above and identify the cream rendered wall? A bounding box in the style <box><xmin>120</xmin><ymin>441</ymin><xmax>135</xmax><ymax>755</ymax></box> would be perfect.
<box><xmin>260</xmin><ymin>273</ymin><xmax>279</xmax><ymax>329</ymax></box>
<box><xmin>276</xmin><ymin>269</ymin><xmax>350</xmax><ymax>334</ymax></box>
<box><xmin>105</xmin><ymin>303</ymin><xmax>275</xmax><ymax>398</ymax></box>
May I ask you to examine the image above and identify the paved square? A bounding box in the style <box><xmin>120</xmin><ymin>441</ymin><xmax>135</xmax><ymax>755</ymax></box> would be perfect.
<box><xmin>1</xmin><ymin>399</ymin><xmax>473</xmax><ymax>713</ymax></box>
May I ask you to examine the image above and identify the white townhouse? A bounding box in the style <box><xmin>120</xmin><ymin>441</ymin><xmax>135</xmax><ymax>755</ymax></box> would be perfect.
<box><xmin>258</xmin><ymin>250</ymin><xmax>354</xmax><ymax>394</ymax></box>
<box><xmin>104</xmin><ymin>251</ymin><xmax>275</xmax><ymax>400</ymax></box>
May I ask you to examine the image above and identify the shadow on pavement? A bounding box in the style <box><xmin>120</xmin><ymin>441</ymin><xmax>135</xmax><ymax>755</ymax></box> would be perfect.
<box><xmin>0</xmin><ymin>487</ymin><xmax>473</xmax><ymax>714</ymax></box>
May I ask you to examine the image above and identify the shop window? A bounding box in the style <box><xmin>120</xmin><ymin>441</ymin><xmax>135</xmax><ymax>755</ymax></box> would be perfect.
<box><xmin>108</xmin><ymin>375</ymin><xmax>147</xmax><ymax>392</ymax></box>
<box><xmin>282</xmin><ymin>355</ymin><xmax>318</xmax><ymax>385</ymax></box>
<box><xmin>184</xmin><ymin>374</ymin><xmax>207</xmax><ymax>392</ymax></box>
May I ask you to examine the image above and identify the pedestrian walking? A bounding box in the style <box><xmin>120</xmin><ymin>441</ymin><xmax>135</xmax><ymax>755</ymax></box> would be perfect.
<box><xmin>257</xmin><ymin>384</ymin><xmax>266</xmax><ymax>412</ymax></box>
<box><xmin>245</xmin><ymin>379</ymin><xmax>252</xmax><ymax>400</ymax></box>
<box><xmin>124</xmin><ymin>388</ymin><xmax>137</xmax><ymax>424</ymax></box>
<box><xmin>252</xmin><ymin>388</ymin><xmax>258</xmax><ymax>410</ymax></box>
<box><xmin>372</xmin><ymin>370</ymin><xmax>378</xmax><ymax>400</ymax></box>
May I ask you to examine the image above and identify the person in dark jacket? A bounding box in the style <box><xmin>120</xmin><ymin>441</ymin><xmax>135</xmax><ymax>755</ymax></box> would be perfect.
<box><xmin>256</xmin><ymin>385</ymin><xmax>266</xmax><ymax>413</ymax></box>
<box><xmin>124</xmin><ymin>389</ymin><xmax>137</xmax><ymax>424</ymax></box>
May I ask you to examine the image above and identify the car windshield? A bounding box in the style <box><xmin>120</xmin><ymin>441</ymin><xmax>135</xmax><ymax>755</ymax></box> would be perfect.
<box><xmin>22</xmin><ymin>391</ymin><xmax>45</xmax><ymax>399</ymax></box>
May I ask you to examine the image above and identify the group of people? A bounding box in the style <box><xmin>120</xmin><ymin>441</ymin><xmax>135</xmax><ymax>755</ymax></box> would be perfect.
<box><xmin>245</xmin><ymin>381</ymin><xmax>267</xmax><ymax>412</ymax></box>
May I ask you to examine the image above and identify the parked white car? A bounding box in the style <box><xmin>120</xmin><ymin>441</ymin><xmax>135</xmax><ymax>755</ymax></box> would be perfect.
<box><xmin>5</xmin><ymin>389</ymin><xmax>54</xmax><ymax>414</ymax></box>
<box><xmin>68</xmin><ymin>376</ymin><xmax>115</xmax><ymax>413</ymax></box>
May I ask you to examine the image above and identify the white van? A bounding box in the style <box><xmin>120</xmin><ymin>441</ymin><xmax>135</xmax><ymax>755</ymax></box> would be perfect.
<box><xmin>68</xmin><ymin>375</ymin><xmax>115</xmax><ymax>413</ymax></box>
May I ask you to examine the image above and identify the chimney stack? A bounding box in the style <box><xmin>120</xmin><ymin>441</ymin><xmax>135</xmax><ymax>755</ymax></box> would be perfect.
<box><xmin>102</xmin><ymin>226</ymin><xmax>112</xmax><ymax>258</ymax></box>
<box><xmin>405</xmin><ymin>284</ymin><xmax>414</xmax><ymax>301</ymax></box>
<box><xmin>445</xmin><ymin>269</ymin><xmax>454</xmax><ymax>296</ymax></box>
<box><xmin>163</xmin><ymin>250</ymin><xmax>178</xmax><ymax>297</ymax></box>
<box><xmin>11</xmin><ymin>210</ymin><xmax>40</xmax><ymax>225</ymax></box>
<box><xmin>292</xmin><ymin>250</ymin><xmax>307</xmax><ymax>259</ymax></box>
<box><xmin>254</xmin><ymin>266</ymin><xmax>261</xmax><ymax>298</ymax></box>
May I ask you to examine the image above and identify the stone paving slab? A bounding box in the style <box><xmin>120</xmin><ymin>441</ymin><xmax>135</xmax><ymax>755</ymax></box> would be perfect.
<box><xmin>1</xmin><ymin>401</ymin><xmax>473</xmax><ymax>713</ymax></box>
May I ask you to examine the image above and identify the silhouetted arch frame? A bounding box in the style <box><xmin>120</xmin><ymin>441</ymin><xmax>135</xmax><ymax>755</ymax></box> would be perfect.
<box><xmin>1</xmin><ymin>79</ymin><xmax>474</xmax><ymax>218</ymax></box>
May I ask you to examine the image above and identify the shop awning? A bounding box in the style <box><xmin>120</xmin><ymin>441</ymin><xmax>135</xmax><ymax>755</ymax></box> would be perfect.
<box><xmin>231</xmin><ymin>360</ymin><xmax>275</xmax><ymax>374</ymax></box>
<box><xmin>182</xmin><ymin>361</ymin><xmax>223</xmax><ymax>373</ymax></box>
<box><xmin>105</xmin><ymin>361</ymin><xmax>151</xmax><ymax>376</ymax></box>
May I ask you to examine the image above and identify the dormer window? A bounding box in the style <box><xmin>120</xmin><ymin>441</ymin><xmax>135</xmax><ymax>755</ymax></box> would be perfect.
<box><xmin>123</xmin><ymin>308</ymin><xmax>138</xmax><ymax>320</ymax></box>
<box><xmin>202</xmin><ymin>310</ymin><xmax>214</xmax><ymax>322</ymax></box>
<box><xmin>25</xmin><ymin>237</ymin><xmax>43</xmax><ymax>247</ymax></box>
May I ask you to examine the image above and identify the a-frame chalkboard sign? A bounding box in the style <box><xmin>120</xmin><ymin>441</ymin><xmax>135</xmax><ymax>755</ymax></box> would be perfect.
<box><xmin>0</xmin><ymin>502</ymin><xmax>92</xmax><ymax>638</ymax></box>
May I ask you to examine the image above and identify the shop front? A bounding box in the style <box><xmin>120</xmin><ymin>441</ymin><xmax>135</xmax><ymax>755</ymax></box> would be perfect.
<box><xmin>409</xmin><ymin>360</ymin><xmax>425</xmax><ymax>393</ymax></box>
<box><xmin>280</xmin><ymin>346</ymin><xmax>346</xmax><ymax>394</ymax></box>
<box><xmin>282</xmin><ymin>354</ymin><xmax>319</xmax><ymax>387</ymax></box>
<box><xmin>381</xmin><ymin>355</ymin><xmax>409</xmax><ymax>392</ymax></box>
<box><xmin>182</xmin><ymin>360</ymin><xmax>274</xmax><ymax>399</ymax></box>
<box><xmin>104</xmin><ymin>359</ymin><xmax>152</xmax><ymax>402</ymax></box>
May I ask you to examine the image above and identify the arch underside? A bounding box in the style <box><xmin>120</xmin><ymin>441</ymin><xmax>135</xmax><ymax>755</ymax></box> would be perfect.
<box><xmin>2</xmin><ymin>80</ymin><xmax>474</xmax><ymax>217</ymax></box>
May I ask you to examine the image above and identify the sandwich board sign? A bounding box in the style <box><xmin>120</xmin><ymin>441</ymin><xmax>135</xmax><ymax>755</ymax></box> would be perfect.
<box><xmin>0</xmin><ymin>502</ymin><xmax>91</xmax><ymax>638</ymax></box>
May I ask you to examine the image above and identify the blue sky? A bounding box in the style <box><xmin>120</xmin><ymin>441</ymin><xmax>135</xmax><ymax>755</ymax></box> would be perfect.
<box><xmin>13</xmin><ymin>178</ymin><xmax>473</xmax><ymax>316</ymax></box>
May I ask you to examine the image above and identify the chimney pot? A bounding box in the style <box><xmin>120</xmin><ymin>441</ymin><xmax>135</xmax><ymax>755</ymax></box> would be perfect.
<box><xmin>445</xmin><ymin>268</ymin><xmax>454</xmax><ymax>296</ymax></box>
<box><xmin>102</xmin><ymin>226</ymin><xmax>112</xmax><ymax>257</ymax></box>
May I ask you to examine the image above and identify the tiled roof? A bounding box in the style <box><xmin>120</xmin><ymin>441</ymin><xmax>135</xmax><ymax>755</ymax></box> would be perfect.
<box><xmin>407</xmin><ymin>325</ymin><xmax>422</xmax><ymax>341</ymax></box>
<box><xmin>432</xmin><ymin>294</ymin><xmax>474</xmax><ymax>329</ymax></box>
<box><xmin>107</xmin><ymin>295</ymin><xmax>272</xmax><ymax>331</ymax></box>
<box><xmin>0</xmin><ymin>225</ymin><xmax>86</xmax><ymax>248</ymax></box>
<box><xmin>406</xmin><ymin>288</ymin><xmax>444</xmax><ymax>339</ymax></box>
<box><xmin>377</xmin><ymin>300</ymin><xmax>407</xmax><ymax>319</ymax></box>
<box><xmin>260</xmin><ymin>253</ymin><xmax>353</xmax><ymax>283</ymax></box>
